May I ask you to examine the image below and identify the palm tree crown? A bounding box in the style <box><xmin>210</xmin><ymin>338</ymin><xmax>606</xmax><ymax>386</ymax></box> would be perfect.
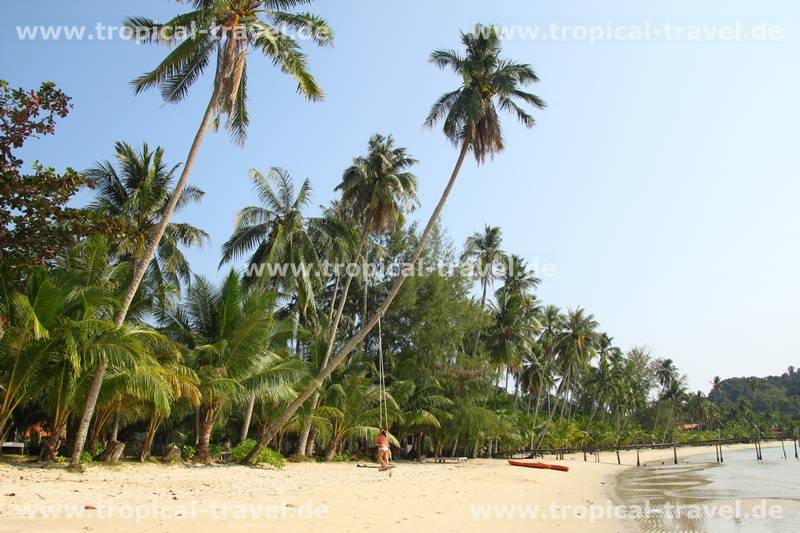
<box><xmin>87</xmin><ymin>142</ymin><xmax>208</xmax><ymax>291</ymax></box>
<box><xmin>335</xmin><ymin>133</ymin><xmax>419</xmax><ymax>235</ymax></box>
<box><xmin>425</xmin><ymin>24</ymin><xmax>545</xmax><ymax>163</ymax></box>
<box><xmin>126</xmin><ymin>0</ymin><xmax>333</xmax><ymax>144</ymax></box>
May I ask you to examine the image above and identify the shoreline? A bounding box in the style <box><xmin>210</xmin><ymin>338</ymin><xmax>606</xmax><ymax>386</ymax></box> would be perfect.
<box><xmin>0</xmin><ymin>443</ymin><xmax>770</xmax><ymax>532</ymax></box>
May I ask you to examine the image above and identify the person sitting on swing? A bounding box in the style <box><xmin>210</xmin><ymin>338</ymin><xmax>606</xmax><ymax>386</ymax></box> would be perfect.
<box><xmin>376</xmin><ymin>429</ymin><xmax>390</xmax><ymax>470</ymax></box>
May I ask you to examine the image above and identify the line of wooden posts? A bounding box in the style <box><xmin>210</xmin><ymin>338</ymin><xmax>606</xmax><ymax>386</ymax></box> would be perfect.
<box><xmin>502</xmin><ymin>429</ymin><xmax>800</xmax><ymax>467</ymax></box>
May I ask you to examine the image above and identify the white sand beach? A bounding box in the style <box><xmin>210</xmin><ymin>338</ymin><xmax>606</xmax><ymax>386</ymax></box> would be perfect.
<box><xmin>0</xmin><ymin>443</ymin><xmax>761</xmax><ymax>533</ymax></box>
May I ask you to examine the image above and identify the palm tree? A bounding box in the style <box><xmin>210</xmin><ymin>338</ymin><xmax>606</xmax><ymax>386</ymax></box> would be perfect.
<box><xmin>296</xmin><ymin>134</ymin><xmax>418</xmax><ymax>456</ymax></box>
<box><xmin>462</xmin><ymin>225</ymin><xmax>505</xmax><ymax>357</ymax></box>
<box><xmin>220</xmin><ymin>167</ymin><xmax>336</xmax><ymax>299</ymax></box>
<box><xmin>556</xmin><ymin>308</ymin><xmax>598</xmax><ymax>420</ymax></box>
<box><xmin>316</xmin><ymin>370</ymin><xmax>394</xmax><ymax>461</ymax></box>
<box><xmin>244</xmin><ymin>23</ymin><xmax>543</xmax><ymax>463</ymax></box>
<box><xmin>484</xmin><ymin>292</ymin><xmax>539</xmax><ymax>401</ymax></box>
<box><xmin>87</xmin><ymin>141</ymin><xmax>208</xmax><ymax>303</ymax></box>
<box><xmin>0</xmin><ymin>238</ymin><xmax>159</xmax><ymax>458</ymax></box>
<box><xmin>70</xmin><ymin>0</ymin><xmax>332</xmax><ymax>467</ymax></box>
<box><xmin>495</xmin><ymin>254</ymin><xmax>540</xmax><ymax>305</ymax></box>
<box><xmin>160</xmin><ymin>271</ymin><xmax>303</xmax><ymax>463</ymax></box>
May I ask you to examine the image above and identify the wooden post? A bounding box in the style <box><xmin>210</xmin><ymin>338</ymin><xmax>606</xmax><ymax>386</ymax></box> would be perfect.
<box><xmin>616</xmin><ymin>449</ymin><xmax>621</xmax><ymax>465</ymax></box>
<box><xmin>715</xmin><ymin>442</ymin><xmax>720</xmax><ymax>463</ymax></box>
<box><xmin>794</xmin><ymin>429</ymin><xmax>798</xmax><ymax>459</ymax></box>
<box><xmin>758</xmin><ymin>432</ymin><xmax>763</xmax><ymax>461</ymax></box>
<box><xmin>781</xmin><ymin>438</ymin><xmax>787</xmax><ymax>460</ymax></box>
<box><xmin>673</xmin><ymin>446</ymin><xmax>678</xmax><ymax>465</ymax></box>
<box><xmin>636</xmin><ymin>448</ymin><xmax>640</xmax><ymax>467</ymax></box>
<box><xmin>583</xmin><ymin>448</ymin><xmax>587</xmax><ymax>462</ymax></box>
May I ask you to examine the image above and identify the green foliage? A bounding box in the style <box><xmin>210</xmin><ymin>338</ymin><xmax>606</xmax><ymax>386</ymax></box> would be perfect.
<box><xmin>232</xmin><ymin>440</ymin><xmax>284</xmax><ymax>468</ymax></box>
<box><xmin>80</xmin><ymin>451</ymin><xmax>94</xmax><ymax>464</ymax></box>
<box><xmin>180</xmin><ymin>444</ymin><xmax>196</xmax><ymax>461</ymax></box>
<box><xmin>0</xmin><ymin>81</ymin><xmax>121</xmax><ymax>269</ymax></box>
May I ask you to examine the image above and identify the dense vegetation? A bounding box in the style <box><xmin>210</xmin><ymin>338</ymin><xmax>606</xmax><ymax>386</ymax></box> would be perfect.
<box><xmin>710</xmin><ymin>370</ymin><xmax>800</xmax><ymax>423</ymax></box>
<box><xmin>1</xmin><ymin>2</ymin><xmax>796</xmax><ymax>468</ymax></box>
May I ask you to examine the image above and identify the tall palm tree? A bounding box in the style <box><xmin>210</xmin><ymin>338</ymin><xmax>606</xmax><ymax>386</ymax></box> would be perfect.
<box><xmin>244</xmin><ymin>23</ymin><xmax>543</xmax><ymax>463</ymax></box>
<box><xmin>220</xmin><ymin>167</ymin><xmax>335</xmax><ymax>302</ymax></box>
<box><xmin>556</xmin><ymin>308</ymin><xmax>598</xmax><ymax>420</ymax></box>
<box><xmin>495</xmin><ymin>254</ymin><xmax>540</xmax><ymax>305</ymax></box>
<box><xmin>295</xmin><ymin>134</ymin><xmax>417</xmax><ymax>456</ymax></box>
<box><xmin>87</xmin><ymin>141</ymin><xmax>208</xmax><ymax>302</ymax></box>
<box><xmin>70</xmin><ymin>0</ymin><xmax>332</xmax><ymax>467</ymax></box>
<box><xmin>462</xmin><ymin>225</ymin><xmax>505</xmax><ymax>357</ymax></box>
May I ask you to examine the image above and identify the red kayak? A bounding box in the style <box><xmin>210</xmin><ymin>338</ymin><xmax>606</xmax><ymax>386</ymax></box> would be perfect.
<box><xmin>507</xmin><ymin>460</ymin><xmax>569</xmax><ymax>472</ymax></box>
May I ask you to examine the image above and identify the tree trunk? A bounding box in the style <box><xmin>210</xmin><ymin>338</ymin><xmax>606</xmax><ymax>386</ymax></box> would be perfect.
<box><xmin>305</xmin><ymin>427</ymin><xmax>317</xmax><ymax>457</ymax></box>
<box><xmin>109</xmin><ymin>410</ymin><xmax>120</xmax><ymax>442</ymax></box>
<box><xmin>139</xmin><ymin>417</ymin><xmax>159</xmax><ymax>462</ymax></box>
<box><xmin>295</xmin><ymin>398</ymin><xmax>316</xmax><ymax>457</ymax></box>
<box><xmin>195</xmin><ymin>409</ymin><xmax>216</xmax><ymax>464</ymax></box>
<box><xmin>324</xmin><ymin>437</ymin><xmax>339</xmax><ymax>461</ymax></box>
<box><xmin>100</xmin><ymin>441</ymin><xmax>125</xmax><ymax>464</ymax></box>
<box><xmin>472</xmin><ymin>433</ymin><xmax>481</xmax><ymax>459</ymax></box>
<box><xmin>328</xmin><ymin>272</ymin><xmax>341</xmax><ymax>324</ymax></box>
<box><xmin>242</xmin><ymin>141</ymin><xmax>471</xmax><ymax>464</ymax></box>
<box><xmin>41</xmin><ymin>424</ymin><xmax>66</xmax><ymax>461</ymax></box>
<box><xmin>450</xmin><ymin>433</ymin><xmax>459</xmax><ymax>457</ymax></box>
<box><xmin>69</xmin><ymin>57</ymin><xmax>226</xmax><ymax>469</ymax></box>
<box><xmin>240</xmin><ymin>393</ymin><xmax>255</xmax><ymax>443</ymax></box>
<box><xmin>472</xmin><ymin>281</ymin><xmax>488</xmax><ymax>356</ymax></box>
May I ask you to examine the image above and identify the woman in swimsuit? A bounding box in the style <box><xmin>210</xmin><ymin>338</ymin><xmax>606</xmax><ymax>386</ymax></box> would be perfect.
<box><xmin>376</xmin><ymin>429</ymin><xmax>390</xmax><ymax>470</ymax></box>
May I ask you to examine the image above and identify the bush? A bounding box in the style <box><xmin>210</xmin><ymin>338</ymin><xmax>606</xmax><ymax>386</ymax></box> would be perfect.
<box><xmin>210</xmin><ymin>443</ymin><xmax>223</xmax><ymax>460</ymax></box>
<box><xmin>80</xmin><ymin>451</ymin><xmax>93</xmax><ymax>464</ymax></box>
<box><xmin>331</xmin><ymin>452</ymin><xmax>350</xmax><ymax>462</ymax></box>
<box><xmin>180</xmin><ymin>444</ymin><xmax>196</xmax><ymax>461</ymax></box>
<box><xmin>231</xmin><ymin>439</ymin><xmax>284</xmax><ymax>469</ymax></box>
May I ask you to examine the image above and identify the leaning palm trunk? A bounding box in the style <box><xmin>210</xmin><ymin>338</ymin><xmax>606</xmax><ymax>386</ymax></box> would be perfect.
<box><xmin>140</xmin><ymin>416</ymin><xmax>161</xmax><ymax>462</ymax></box>
<box><xmin>69</xmin><ymin>58</ymin><xmax>227</xmax><ymax>469</ymax></box>
<box><xmin>240</xmin><ymin>393</ymin><xmax>256</xmax><ymax>443</ymax></box>
<box><xmin>243</xmin><ymin>142</ymin><xmax>471</xmax><ymax>464</ymax></box>
<box><xmin>196</xmin><ymin>408</ymin><xmax>217</xmax><ymax>464</ymax></box>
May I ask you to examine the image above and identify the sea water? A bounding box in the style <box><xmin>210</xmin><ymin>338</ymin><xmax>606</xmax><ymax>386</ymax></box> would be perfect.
<box><xmin>615</xmin><ymin>444</ymin><xmax>800</xmax><ymax>532</ymax></box>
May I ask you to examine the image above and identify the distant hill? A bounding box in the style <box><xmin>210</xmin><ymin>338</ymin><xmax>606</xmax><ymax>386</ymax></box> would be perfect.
<box><xmin>709</xmin><ymin>366</ymin><xmax>800</xmax><ymax>418</ymax></box>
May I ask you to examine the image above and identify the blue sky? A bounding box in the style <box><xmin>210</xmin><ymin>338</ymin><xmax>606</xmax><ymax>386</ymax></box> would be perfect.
<box><xmin>3</xmin><ymin>1</ymin><xmax>798</xmax><ymax>390</ymax></box>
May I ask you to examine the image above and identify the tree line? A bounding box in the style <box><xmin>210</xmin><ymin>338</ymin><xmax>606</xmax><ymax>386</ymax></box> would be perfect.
<box><xmin>2</xmin><ymin>1</ymin><xmax>794</xmax><ymax>467</ymax></box>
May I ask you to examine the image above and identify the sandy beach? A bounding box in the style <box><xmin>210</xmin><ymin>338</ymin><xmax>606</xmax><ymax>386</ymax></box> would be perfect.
<box><xmin>0</xmin><ymin>443</ymin><xmax>763</xmax><ymax>533</ymax></box>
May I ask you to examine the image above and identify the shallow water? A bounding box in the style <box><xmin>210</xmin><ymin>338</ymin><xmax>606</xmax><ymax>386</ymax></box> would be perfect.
<box><xmin>615</xmin><ymin>444</ymin><xmax>800</xmax><ymax>532</ymax></box>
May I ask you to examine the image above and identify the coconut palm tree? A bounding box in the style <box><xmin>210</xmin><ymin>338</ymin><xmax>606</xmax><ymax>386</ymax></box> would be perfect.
<box><xmin>220</xmin><ymin>167</ymin><xmax>341</xmax><ymax>301</ymax></box>
<box><xmin>495</xmin><ymin>254</ymin><xmax>540</xmax><ymax>305</ymax></box>
<box><xmin>160</xmin><ymin>271</ymin><xmax>303</xmax><ymax>463</ymax></box>
<box><xmin>295</xmin><ymin>134</ymin><xmax>417</xmax><ymax>456</ymax></box>
<box><xmin>219</xmin><ymin>167</ymin><xmax>350</xmax><ymax>442</ymax></box>
<box><xmin>70</xmin><ymin>0</ymin><xmax>332</xmax><ymax>467</ymax></box>
<box><xmin>316</xmin><ymin>370</ymin><xmax>396</xmax><ymax>461</ymax></box>
<box><xmin>0</xmin><ymin>238</ymin><xmax>160</xmax><ymax>458</ymax></box>
<box><xmin>462</xmin><ymin>225</ymin><xmax>506</xmax><ymax>357</ymax></box>
<box><xmin>243</xmin><ymin>23</ymin><xmax>544</xmax><ymax>463</ymax></box>
<box><xmin>86</xmin><ymin>141</ymin><xmax>208</xmax><ymax>300</ymax></box>
<box><xmin>555</xmin><ymin>308</ymin><xmax>598</xmax><ymax>420</ymax></box>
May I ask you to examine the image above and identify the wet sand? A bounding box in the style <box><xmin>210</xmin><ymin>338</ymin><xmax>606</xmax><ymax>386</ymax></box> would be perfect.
<box><xmin>615</xmin><ymin>444</ymin><xmax>800</xmax><ymax>532</ymax></box>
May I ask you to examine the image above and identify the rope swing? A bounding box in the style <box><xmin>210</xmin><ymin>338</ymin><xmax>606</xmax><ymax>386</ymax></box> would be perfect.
<box><xmin>377</xmin><ymin>312</ymin><xmax>389</xmax><ymax>430</ymax></box>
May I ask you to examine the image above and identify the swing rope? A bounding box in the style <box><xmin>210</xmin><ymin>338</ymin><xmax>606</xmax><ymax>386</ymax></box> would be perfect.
<box><xmin>377</xmin><ymin>312</ymin><xmax>389</xmax><ymax>430</ymax></box>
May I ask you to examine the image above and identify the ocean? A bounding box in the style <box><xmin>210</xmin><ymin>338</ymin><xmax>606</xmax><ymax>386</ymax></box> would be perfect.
<box><xmin>615</xmin><ymin>444</ymin><xmax>800</xmax><ymax>532</ymax></box>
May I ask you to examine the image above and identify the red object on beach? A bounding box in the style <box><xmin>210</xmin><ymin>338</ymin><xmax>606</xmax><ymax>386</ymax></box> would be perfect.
<box><xmin>507</xmin><ymin>460</ymin><xmax>569</xmax><ymax>472</ymax></box>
